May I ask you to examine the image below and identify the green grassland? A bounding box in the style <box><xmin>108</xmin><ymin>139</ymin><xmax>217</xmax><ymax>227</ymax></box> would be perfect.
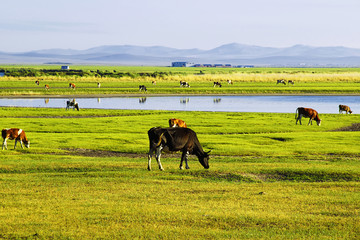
<box><xmin>0</xmin><ymin>66</ymin><xmax>359</xmax><ymax>239</ymax></box>
<box><xmin>0</xmin><ymin>107</ymin><xmax>359</xmax><ymax>239</ymax></box>
<box><xmin>1</xmin><ymin>66</ymin><xmax>360</xmax><ymax>95</ymax></box>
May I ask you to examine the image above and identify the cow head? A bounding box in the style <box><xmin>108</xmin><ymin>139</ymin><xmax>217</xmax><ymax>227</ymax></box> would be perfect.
<box><xmin>316</xmin><ymin>119</ymin><xmax>321</xmax><ymax>126</ymax></box>
<box><xmin>198</xmin><ymin>151</ymin><xmax>210</xmax><ymax>169</ymax></box>
<box><xmin>24</xmin><ymin>140</ymin><xmax>30</xmax><ymax>148</ymax></box>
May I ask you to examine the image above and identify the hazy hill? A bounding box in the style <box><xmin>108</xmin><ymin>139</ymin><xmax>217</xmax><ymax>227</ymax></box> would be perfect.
<box><xmin>1</xmin><ymin>43</ymin><xmax>360</xmax><ymax>66</ymax></box>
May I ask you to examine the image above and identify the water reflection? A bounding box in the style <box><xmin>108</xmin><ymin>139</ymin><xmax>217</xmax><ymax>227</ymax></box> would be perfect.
<box><xmin>1</xmin><ymin>95</ymin><xmax>360</xmax><ymax>113</ymax></box>
<box><xmin>139</xmin><ymin>97</ymin><xmax>147</xmax><ymax>103</ymax></box>
<box><xmin>180</xmin><ymin>98</ymin><xmax>190</xmax><ymax>104</ymax></box>
<box><xmin>213</xmin><ymin>98</ymin><xmax>221</xmax><ymax>103</ymax></box>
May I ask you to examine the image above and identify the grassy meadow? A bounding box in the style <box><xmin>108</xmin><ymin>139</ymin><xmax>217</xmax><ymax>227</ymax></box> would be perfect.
<box><xmin>0</xmin><ymin>66</ymin><xmax>359</xmax><ymax>239</ymax></box>
<box><xmin>0</xmin><ymin>107</ymin><xmax>359</xmax><ymax>239</ymax></box>
<box><xmin>1</xmin><ymin>66</ymin><xmax>360</xmax><ymax>95</ymax></box>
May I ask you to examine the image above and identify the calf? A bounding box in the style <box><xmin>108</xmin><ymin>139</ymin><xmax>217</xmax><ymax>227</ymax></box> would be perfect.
<box><xmin>139</xmin><ymin>85</ymin><xmax>147</xmax><ymax>92</ymax></box>
<box><xmin>44</xmin><ymin>84</ymin><xmax>49</xmax><ymax>90</ymax></box>
<box><xmin>213</xmin><ymin>81</ymin><xmax>222</xmax><ymax>87</ymax></box>
<box><xmin>97</xmin><ymin>82</ymin><xmax>101</xmax><ymax>88</ymax></box>
<box><xmin>227</xmin><ymin>80</ymin><xmax>233</xmax><ymax>84</ymax></box>
<box><xmin>169</xmin><ymin>118</ymin><xmax>187</xmax><ymax>128</ymax></box>
<box><xmin>339</xmin><ymin>105</ymin><xmax>352</xmax><ymax>114</ymax></box>
<box><xmin>35</xmin><ymin>80</ymin><xmax>40</xmax><ymax>85</ymax></box>
<box><xmin>2</xmin><ymin>128</ymin><xmax>30</xmax><ymax>150</ymax></box>
<box><xmin>288</xmin><ymin>80</ymin><xmax>295</xmax><ymax>85</ymax></box>
<box><xmin>147</xmin><ymin>127</ymin><xmax>210</xmax><ymax>170</ymax></box>
<box><xmin>295</xmin><ymin>107</ymin><xmax>321</xmax><ymax>126</ymax></box>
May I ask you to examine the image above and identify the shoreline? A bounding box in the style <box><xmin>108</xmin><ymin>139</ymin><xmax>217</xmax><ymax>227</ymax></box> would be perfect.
<box><xmin>1</xmin><ymin>93</ymin><xmax>360</xmax><ymax>98</ymax></box>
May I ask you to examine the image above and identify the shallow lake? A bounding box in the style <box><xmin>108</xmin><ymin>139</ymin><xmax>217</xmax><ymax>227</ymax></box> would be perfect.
<box><xmin>0</xmin><ymin>95</ymin><xmax>359</xmax><ymax>113</ymax></box>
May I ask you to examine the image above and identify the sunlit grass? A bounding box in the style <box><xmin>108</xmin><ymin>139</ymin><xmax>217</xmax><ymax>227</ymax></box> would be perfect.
<box><xmin>0</xmin><ymin>107</ymin><xmax>359</xmax><ymax>238</ymax></box>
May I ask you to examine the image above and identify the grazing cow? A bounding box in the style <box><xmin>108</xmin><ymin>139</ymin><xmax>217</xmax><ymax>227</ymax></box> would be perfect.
<box><xmin>295</xmin><ymin>107</ymin><xmax>321</xmax><ymax>126</ymax></box>
<box><xmin>169</xmin><ymin>118</ymin><xmax>187</xmax><ymax>128</ymax></box>
<box><xmin>277</xmin><ymin>79</ymin><xmax>286</xmax><ymax>85</ymax></box>
<box><xmin>44</xmin><ymin>84</ymin><xmax>49</xmax><ymax>90</ymax></box>
<box><xmin>227</xmin><ymin>80</ymin><xmax>233</xmax><ymax>84</ymax></box>
<box><xmin>139</xmin><ymin>85</ymin><xmax>147</xmax><ymax>92</ymax></box>
<box><xmin>180</xmin><ymin>81</ymin><xmax>190</xmax><ymax>87</ymax></box>
<box><xmin>35</xmin><ymin>80</ymin><xmax>40</xmax><ymax>85</ymax></box>
<box><xmin>213</xmin><ymin>81</ymin><xmax>222</xmax><ymax>87</ymax></box>
<box><xmin>97</xmin><ymin>82</ymin><xmax>101</xmax><ymax>88</ymax></box>
<box><xmin>69</xmin><ymin>83</ymin><xmax>76</xmax><ymax>89</ymax></box>
<box><xmin>152</xmin><ymin>80</ymin><xmax>157</xmax><ymax>85</ymax></box>
<box><xmin>2</xmin><ymin>128</ymin><xmax>30</xmax><ymax>150</ymax></box>
<box><xmin>339</xmin><ymin>104</ymin><xmax>352</xmax><ymax>114</ymax></box>
<box><xmin>288</xmin><ymin>80</ymin><xmax>295</xmax><ymax>85</ymax></box>
<box><xmin>147</xmin><ymin>127</ymin><xmax>210</xmax><ymax>170</ymax></box>
<box><xmin>66</xmin><ymin>99</ymin><xmax>79</xmax><ymax>111</ymax></box>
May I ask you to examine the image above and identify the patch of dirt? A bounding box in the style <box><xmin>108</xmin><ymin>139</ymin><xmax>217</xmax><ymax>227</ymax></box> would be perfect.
<box><xmin>62</xmin><ymin>148</ymin><xmax>143</xmax><ymax>158</ymax></box>
<box><xmin>61</xmin><ymin>148</ymin><xmax>182</xmax><ymax>158</ymax></box>
<box><xmin>332</xmin><ymin>123</ymin><xmax>360</xmax><ymax>131</ymax></box>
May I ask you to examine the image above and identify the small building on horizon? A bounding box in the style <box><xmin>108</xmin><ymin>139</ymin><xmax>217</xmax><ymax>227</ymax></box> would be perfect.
<box><xmin>61</xmin><ymin>66</ymin><xmax>70</xmax><ymax>70</ymax></box>
<box><xmin>171</xmin><ymin>62</ymin><xmax>193</xmax><ymax>67</ymax></box>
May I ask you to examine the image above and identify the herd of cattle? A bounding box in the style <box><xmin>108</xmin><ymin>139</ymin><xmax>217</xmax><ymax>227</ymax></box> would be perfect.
<box><xmin>1</xmin><ymin>79</ymin><xmax>354</xmax><ymax>170</ymax></box>
<box><xmin>35</xmin><ymin>81</ymin><xmax>101</xmax><ymax>90</ymax></box>
<box><xmin>2</xmin><ymin>103</ymin><xmax>354</xmax><ymax>172</ymax></box>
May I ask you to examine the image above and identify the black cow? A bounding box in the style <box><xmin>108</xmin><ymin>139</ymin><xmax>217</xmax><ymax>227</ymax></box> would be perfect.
<box><xmin>277</xmin><ymin>79</ymin><xmax>286</xmax><ymax>85</ymax></box>
<box><xmin>213</xmin><ymin>81</ymin><xmax>222</xmax><ymax>87</ymax></box>
<box><xmin>147</xmin><ymin>127</ymin><xmax>210</xmax><ymax>171</ymax></box>
<box><xmin>139</xmin><ymin>85</ymin><xmax>147</xmax><ymax>92</ymax></box>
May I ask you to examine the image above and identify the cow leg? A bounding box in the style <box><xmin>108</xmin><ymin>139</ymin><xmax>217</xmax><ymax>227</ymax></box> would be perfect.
<box><xmin>296</xmin><ymin>115</ymin><xmax>302</xmax><ymax>125</ymax></box>
<box><xmin>180</xmin><ymin>151</ymin><xmax>190</xmax><ymax>170</ymax></box>
<box><xmin>2</xmin><ymin>138</ymin><xmax>8</xmax><ymax>150</ymax></box>
<box><xmin>155</xmin><ymin>146</ymin><xmax>164</xmax><ymax>171</ymax></box>
<box><xmin>308</xmin><ymin>118</ymin><xmax>312</xmax><ymax>125</ymax></box>
<box><xmin>19</xmin><ymin>140</ymin><xmax>24</xmax><ymax>149</ymax></box>
<box><xmin>147</xmin><ymin>147</ymin><xmax>155</xmax><ymax>171</ymax></box>
<box><xmin>184</xmin><ymin>151</ymin><xmax>190</xmax><ymax>169</ymax></box>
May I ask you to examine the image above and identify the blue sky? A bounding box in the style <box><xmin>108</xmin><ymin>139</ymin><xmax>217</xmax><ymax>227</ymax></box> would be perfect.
<box><xmin>1</xmin><ymin>0</ymin><xmax>359</xmax><ymax>52</ymax></box>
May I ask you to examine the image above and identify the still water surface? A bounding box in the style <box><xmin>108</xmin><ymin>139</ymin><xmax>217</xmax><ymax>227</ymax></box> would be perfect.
<box><xmin>0</xmin><ymin>95</ymin><xmax>359</xmax><ymax>113</ymax></box>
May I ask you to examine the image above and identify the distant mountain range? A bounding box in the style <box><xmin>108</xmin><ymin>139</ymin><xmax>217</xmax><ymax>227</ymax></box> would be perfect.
<box><xmin>1</xmin><ymin>43</ymin><xmax>360</xmax><ymax>67</ymax></box>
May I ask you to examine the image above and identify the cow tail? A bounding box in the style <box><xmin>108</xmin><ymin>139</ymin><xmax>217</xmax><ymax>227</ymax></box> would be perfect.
<box><xmin>155</xmin><ymin>132</ymin><xmax>165</xmax><ymax>147</ymax></box>
<box><xmin>295</xmin><ymin>108</ymin><xmax>298</xmax><ymax>120</ymax></box>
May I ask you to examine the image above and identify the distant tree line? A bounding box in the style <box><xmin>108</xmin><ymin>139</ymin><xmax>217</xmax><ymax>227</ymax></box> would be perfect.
<box><xmin>0</xmin><ymin>68</ymin><xmax>175</xmax><ymax>78</ymax></box>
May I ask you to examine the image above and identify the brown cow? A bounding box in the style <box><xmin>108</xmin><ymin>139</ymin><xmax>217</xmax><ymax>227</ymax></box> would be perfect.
<box><xmin>2</xmin><ymin>128</ymin><xmax>30</xmax><ymax>150</ymax></box>
<box><xmin>339</xmin><ymin>105</ymin><xmax>352</xmax><ymax>114</ymax></box>
<box><xmin>69</xmin><ymin>83</ymin><xmax>76</xmax><ymax>89</ymax></box>
<box><xmin>295</xmin><ymin>107</ymin><xmax>321</xmax><ymax>126</ymax></box>
<box><xmin>169</xmin><ymin>118</ymin><xmax>187</xmax><ymax>128</ymax></box>
<box><xmin>44</xmin><ymin>84</ymin><xmax>49</xmax><ymax>90</ymax></box>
